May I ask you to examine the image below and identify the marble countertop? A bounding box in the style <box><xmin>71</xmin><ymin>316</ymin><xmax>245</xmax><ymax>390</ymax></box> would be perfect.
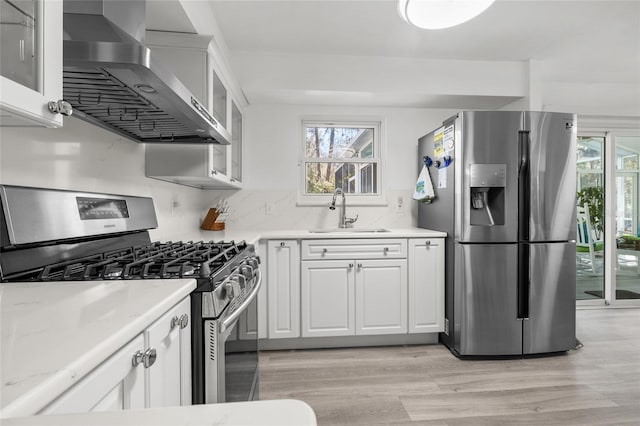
<box><xmin>202</xmin><ymin>227</ymin><xmax>447</xmax><ymax>245</ymax></box>
<box><xmin>0</xmin><ymin>279</ymin><xmax>197</xmax><ymax>418</ymax></box>
<box><xmin>1</xmin><ymin>400</ymin><xmax>317</xmax><ymax>426</ymax></box>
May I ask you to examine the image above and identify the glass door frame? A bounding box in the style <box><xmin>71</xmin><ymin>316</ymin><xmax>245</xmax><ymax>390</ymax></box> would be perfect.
<box><xmin>578</xmin><ymin>122</ymin><xmax>640</xmax><ymax>308</ymax></box>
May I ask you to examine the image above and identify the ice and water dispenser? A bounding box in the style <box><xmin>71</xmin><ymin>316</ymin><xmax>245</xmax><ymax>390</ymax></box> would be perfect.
<box><xmin>469</xmin><ymin>164</ymin><xmax>506</xmax><ymax>226</ymax></box>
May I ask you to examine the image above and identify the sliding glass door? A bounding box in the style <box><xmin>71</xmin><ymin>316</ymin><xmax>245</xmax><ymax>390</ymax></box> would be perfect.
<box><xmin>577</xmin><ymin>129</ymin><xmax>640</xmax><ymax>306</ymax></box>
<box><xmin>576</xmin><ymin>136</ymin><xmax>605</xmax><ymax>300</ymax></box>
<box><xmin>615</xmin><ymin>136</ymin><xmax>640</xmax><ymax>300</ymax></box>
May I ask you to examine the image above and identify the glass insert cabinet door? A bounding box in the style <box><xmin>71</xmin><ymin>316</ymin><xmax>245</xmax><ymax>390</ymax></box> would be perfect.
<box><xmin>0</xmin><ymin>0</ymin><xmax>63</xmax><ymax>127</ymax></box>
<box><xmin>1</xmin><ymin>0</ymin><xmax>37</xmax><ymax>90</ymax></box>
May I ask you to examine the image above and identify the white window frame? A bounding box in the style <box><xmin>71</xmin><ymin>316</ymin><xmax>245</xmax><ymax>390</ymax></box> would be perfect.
<box><xmin>298</xmin><ymin>119</ymin><xmax>386</xmax><ymax>206</ymax></box>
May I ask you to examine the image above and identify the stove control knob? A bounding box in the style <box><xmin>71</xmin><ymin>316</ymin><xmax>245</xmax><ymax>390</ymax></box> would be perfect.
<box><xmin>224</xmin><ymin>282</ymin><xmax>235</xmax><ymax>298</ymax></box>
<box><xmin>240</xmin><ymin>265</ymin><xmax>253</xmax><ymax>279</ymax></box>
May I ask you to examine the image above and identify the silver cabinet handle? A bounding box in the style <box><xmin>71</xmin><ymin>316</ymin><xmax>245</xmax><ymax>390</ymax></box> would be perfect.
<box><xmin>132</xmin><ymin>350</ymin><xmax>144</xmax><ymax>367</ymax></box>
<box><xmin>425</xmin><ymin>240</ymin><xmax>431</xmax><ymax>246</ymax></box>
<box><xmin>179</xmin><ymin>314</ymin><xmax>189</xmax><ymax>329</ymax></box>
<box><xmin>143</xmin><ymin>347</ymin><xmax>157</xmax><ymax>368</ymax></box>
<box><xmin>170</xmin><ymin>315</ymin><xmax>180</xmax><ymax>329</ymax></box>
<box><xmin>383</xmin><ymin>247</ymin><xmax>389</xmax><ymax>253</ymax></box>
<box><xmin>322</xmin><ymin>248</ymin><xmax>328</xmax><ymax>254</ymax></box>
<box><xmin>48</xmin><ymin>100</ymin><xmax>73</xmax><ymax>116</ymax></box>
<box><xmin>348</xmin><ymin>263</ymin><xmax>354</xmax><ymax>268</ymax></box>
<box><xmin>357</xmin><ymin>263</ymin><xmax>363</xmax><ymax>269</ymax></box>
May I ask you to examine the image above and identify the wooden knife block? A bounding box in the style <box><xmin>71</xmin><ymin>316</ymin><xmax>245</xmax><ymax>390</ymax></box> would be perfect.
<box><xmin>200</xmin><ymin>208</ymin><xmax>225</xmax><ymax>231</ymax></box>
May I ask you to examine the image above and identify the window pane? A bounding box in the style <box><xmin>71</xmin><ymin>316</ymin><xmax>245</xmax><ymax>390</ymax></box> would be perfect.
<box><xmin>305</xmin><ymin>162</ymin><xmax>377</xmax><ymax>194</ymax></box>
<box><xmin>577</xmin><ymin>136</ymin><xmax>603</xmax><ymax>170</ymax></box>
<box><xmin>305</xmin><ymin>127</ymin><xmax>374</xmax><ymax>159</ymax></box>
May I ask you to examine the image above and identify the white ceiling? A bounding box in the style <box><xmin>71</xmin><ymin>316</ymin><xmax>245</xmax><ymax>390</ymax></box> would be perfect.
<box><xmin>146</xmin><ymin>0</ymin><xmax>640</xmax><ymax>110</ymax></box>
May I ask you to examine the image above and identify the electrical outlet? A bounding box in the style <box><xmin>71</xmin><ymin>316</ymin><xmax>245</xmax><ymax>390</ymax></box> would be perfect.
<box><xmin>265</xmin><ymin>202</ymin><xmax>273</xmax><ymax>215</ymax></box>
<box><xmin>395</xmin><ymin>196</ymin><xmax>404</xmax><ymax>214</ymax></box>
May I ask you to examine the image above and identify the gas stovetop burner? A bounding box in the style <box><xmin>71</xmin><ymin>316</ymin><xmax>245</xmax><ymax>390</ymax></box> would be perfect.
<box><xmin>2</xmin><ymin>240</ymin><xmax>250</xmax><ymax>283</ymax></box>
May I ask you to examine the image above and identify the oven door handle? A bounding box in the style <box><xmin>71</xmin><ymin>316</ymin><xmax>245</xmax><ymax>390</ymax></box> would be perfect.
<box><xmin>220</xmin><ymin>269</ymin><xmax>262</xmax><ymax>333</ymax></box>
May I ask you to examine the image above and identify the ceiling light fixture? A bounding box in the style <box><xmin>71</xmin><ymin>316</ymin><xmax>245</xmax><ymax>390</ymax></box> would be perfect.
<box><xmin>398</xmin><ymin>0</ymin><xmax>496</xmax><ymax>30</ymax></box>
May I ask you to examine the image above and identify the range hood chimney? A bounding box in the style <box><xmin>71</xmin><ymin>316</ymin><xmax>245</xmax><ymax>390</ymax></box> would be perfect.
<box><xmin>63</xmin><ymin>0</ymin><xmax>229</xmax><ymax>145</ymax></box>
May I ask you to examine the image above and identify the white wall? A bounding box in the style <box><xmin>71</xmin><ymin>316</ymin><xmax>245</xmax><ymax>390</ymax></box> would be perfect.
<box><xmin>203</xmin><ymin>104</ymin><xmax>457</xmax><ymax>231</ymax></box>
<box><xmin>0</xmin><ymin>118</ymin><xmax>208</xmax><ymax>242</ymax></box>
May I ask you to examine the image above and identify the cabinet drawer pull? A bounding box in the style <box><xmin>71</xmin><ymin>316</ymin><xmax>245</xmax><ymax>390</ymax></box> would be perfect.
<box><xmin>143</xmin><ymin>347</ymin><xmax>157</xmax><ymax>368</ymax></box>
<box><xmin>179</xmin><ymin>314</ymin><xmax>189</xmax><ymax>329</ymax></box>
<box><xmin>348</xmin><ymin>263</ymin><xmax>354</xmax><ymax>268</ymax></box>
<box><xmin>132</xmin><ymin>350</ymin><xmax>144</xmax><ymax>367</ymax></box>
<box><xmin>170</xmin><ymin>315</ymin><xmax>180</xmax><ymax>329</ymax></box>
<box><xmin>322</xmin><ymin>248</ymin><xmax>328</xmax><ymax>255</ymax></box>
<box><xmin>425</xmin><ymin>240</ymin><xmax>431</xmax><ymax>246</ymax></box>
<box><xmin>357</xmin><ymin>263</ymin><xmax>362</xmax><ymax>269</ymax></box>
<box><xmin>383</xmin><ymin>247</ymin><xmax>389</xmax><ymax>253</ymax></box>
<box><xmin>280</xmin><ymin>241</ymin><xmax>285</xmax><ymax>247</ymax></box>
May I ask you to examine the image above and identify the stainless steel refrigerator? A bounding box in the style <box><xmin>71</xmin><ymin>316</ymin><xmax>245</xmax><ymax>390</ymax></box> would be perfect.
<box><xmin>418</xmin><ymin>111</ymin><xmax>577</xmax><ymax>356</ymax></box>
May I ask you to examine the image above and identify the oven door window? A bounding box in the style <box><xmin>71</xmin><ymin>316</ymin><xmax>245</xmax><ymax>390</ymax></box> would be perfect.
<box><xmin>224</xmin><ymin>298</ymin><xmax>258</xmax><ymax>402</ymax></box>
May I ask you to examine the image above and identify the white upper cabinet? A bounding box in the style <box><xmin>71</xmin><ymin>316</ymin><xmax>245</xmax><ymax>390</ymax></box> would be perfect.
<box><xmin>144</xmin><ymin>32</ymin><xmax>243</xmax><ymax>189</ymax></box>
<box><xmin>0</xmin><ymin>0</ymin><xmax>67</xmax><ymax>127</ymax></box>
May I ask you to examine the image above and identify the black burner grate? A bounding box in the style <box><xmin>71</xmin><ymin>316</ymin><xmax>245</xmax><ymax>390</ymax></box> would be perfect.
<box><xmin>4</xmin><ymin>241</ymin><xmax>247</xmax><ymax>282</ymax></box>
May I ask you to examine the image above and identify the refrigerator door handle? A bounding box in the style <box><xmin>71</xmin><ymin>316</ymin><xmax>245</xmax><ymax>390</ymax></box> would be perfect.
<box><xmin>518</xmin><ymin>131</ymin><xmax>531</xmax><ymax>241</ymax></box>
<box><xmin>517</xmin><ymin>243</ymin><xmax>530</xmax><ymax>319</ymax></box>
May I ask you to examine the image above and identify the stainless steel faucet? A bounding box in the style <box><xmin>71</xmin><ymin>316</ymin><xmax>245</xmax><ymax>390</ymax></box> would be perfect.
<box><xmin>329</xmin><ymin>188</ymin><xmax>358</xmax><ymax>228</ymax></box>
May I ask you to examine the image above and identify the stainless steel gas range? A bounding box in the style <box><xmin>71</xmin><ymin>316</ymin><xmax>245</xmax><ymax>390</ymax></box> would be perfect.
<box><xmin>0</xmin><ymin>185</ymin><xmax>261</xmax><ymax>404</ymax></box>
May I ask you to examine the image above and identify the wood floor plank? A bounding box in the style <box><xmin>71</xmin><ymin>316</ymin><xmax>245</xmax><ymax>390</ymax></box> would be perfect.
<box><xmin>258</xmin><ymin>308</ymin><xmax>640</xmax><ymax>425</ymax></box>
<box><xmin>400</xmin><ymin>385</ymin><xmax>619</xmax><ymax>421</ymax></box>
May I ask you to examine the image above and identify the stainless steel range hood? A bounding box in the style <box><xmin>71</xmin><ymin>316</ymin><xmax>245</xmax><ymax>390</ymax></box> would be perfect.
<box><xmin>63</xmin><ymin>0</ymin><xmax>229</xmax><ymax>145</ymax></box>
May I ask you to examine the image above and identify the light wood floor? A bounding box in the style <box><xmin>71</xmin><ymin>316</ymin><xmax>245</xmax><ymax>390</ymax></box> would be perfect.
<box><xmin>259</xmin><ymin>309</ymin><xmax>640</xmax><ymax>425</ymax></box>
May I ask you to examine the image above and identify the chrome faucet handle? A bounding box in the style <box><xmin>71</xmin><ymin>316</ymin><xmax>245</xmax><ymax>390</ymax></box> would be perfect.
<box><xmin>344</xmin><ymin>214</ymin><xmax>359</xmax><ymax>225</ymax></box>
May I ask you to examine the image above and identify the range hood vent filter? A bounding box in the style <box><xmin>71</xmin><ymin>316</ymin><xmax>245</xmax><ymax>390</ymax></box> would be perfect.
<box><xmin>64</xmin><ymin>69</ymin><xmax>203</xmax><ymax>143</ymax></box>
<box><xmin>62</xmin><ymin>1</ymin><xmax>230</xmax><ymax>145</ymax></box>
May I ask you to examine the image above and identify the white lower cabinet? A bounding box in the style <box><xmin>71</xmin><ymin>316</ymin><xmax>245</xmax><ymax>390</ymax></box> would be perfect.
<box><xmin>41</xmin><ymin>297</ymin><xmax>191</xmax><ymax>415</ymax></box>
<box><xmin>146</xmin><ymin>297</ymin><xmax>191</xmax><ymax>407</ymax></box>
<box><xmin>40</xmin><ymin>336</ymin><xmax>145</xmax><ymax>414</ymax></box>
<box><xmin>267</xmin><ymin>240</ymin><xmax>300</xmax><ymax>338</ymax></box>
<box><xmin>408</xmin><ymin>238</ymin><xmax>445</xmax><ymax>333</ymax></box>
<box><xmin>355</xmin><ymin>259</ymin><xmax>408</xmax><ymax>335</ymax></box>
<box><xmin>265</xmin><ymin>237</ymin><xmax>444</xmax><ymax>343</ymax></box>
<box><xmin>301</xmin><ymin>260</ymin><xmax>355</xmax><ymax>337</ymax></box>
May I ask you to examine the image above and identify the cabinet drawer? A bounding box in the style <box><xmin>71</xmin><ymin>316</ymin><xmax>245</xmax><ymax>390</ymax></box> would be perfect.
<box><xmin>301</xmin><ymin>239</ymin><xmax>407</xmax><ymax>260</ymax></box>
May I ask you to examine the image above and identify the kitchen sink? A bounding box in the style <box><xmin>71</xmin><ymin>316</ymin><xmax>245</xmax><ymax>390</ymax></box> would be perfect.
<box><xmin>308</xmin><ymin>228</ymin><xmax>390</xmax><ymax>233</ymax></box>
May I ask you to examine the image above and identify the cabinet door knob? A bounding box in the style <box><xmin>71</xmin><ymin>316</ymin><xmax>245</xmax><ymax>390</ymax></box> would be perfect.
<box><xmin>48</xmin><ymin>100</ymin><xmax>73</xmax><ymax>116</ymax></box>
<box><xmin>170</xmin><ymin>315</ymin><xmax>180</xmax><ymax>329</ymax></box>
<box><xmin>180</xmin><ymin>314</ymin><xmax>189</xmax><ymax>329</ymax></box>
<box><xmin>132</xmin><ymin>350</ymin><xmax>144</xmax><ymax>367</ymax></box>
<box><xmin>280</xmin><ymin>241</ymin><xmax>285</xmax><ymax>247</ymax></box>
<box><xmin>425</xmin><ymin>240</ymin><xmax>431</xmax><ymax>246</ymax></box>
<box><xmin>383</xmin><ymin>247</ymin><xmax>389</xmax><ymax>253</ymax></box>
<box><xmin>357</xmin><ymin>263</ymin><xmax>363</xmax><ymax>269</ymax></box>
<box><xmin>322</xmin><ymin>248</ymin><xmax>328</xmax><ymax>254</ymax></box>
<box><xmin>348</xmin><ymin>263</ymin><xmax>354</xmax><ymax>268</ymax></box>
<box><xmin>143</xmin><ymin>347</ymin><xmax>157</xmax><ymax>368</ymax></box>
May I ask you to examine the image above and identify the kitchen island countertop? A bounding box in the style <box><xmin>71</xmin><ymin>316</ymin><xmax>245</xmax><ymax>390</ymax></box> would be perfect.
<box><xmin>0</xmin><ymin>279</ymin><xmax>196</xmax><ymax>418</ymax></box>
